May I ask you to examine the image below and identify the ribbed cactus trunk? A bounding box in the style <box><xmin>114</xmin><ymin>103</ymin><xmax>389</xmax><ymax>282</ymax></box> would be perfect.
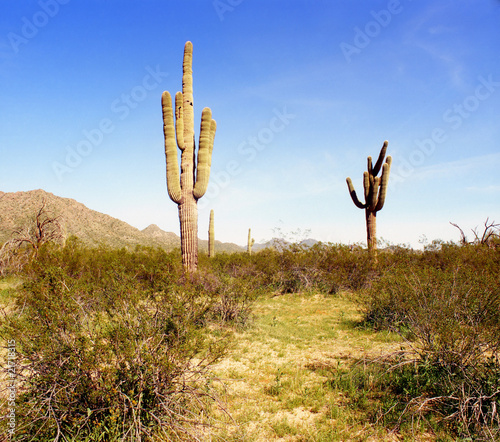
<box><xmin>179</xmin><ymin>199</ymin><xmax>198</xmax><ymax>269</ymax></box>
<box><xmin>346</xmin><ymin>140</ymin><xmax>391</xmax><ymax>257</ymax></box>
<box><xmin>366</xmin><ymin>210</ymin><xmax>377</xmax><ymax>253</ymax></box>
<box><xmin>162</xmin><ymin>42</ymin><xmax>216</xmax><ymax>272</ymax></box>
<box><xmin>208</xmin><ymin>209</ymin><xmax>215</xmax><ymax>258</ymax></box>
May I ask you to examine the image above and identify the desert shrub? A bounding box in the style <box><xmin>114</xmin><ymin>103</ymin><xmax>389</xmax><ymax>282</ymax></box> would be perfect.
<box><xmin>205</xmin><ymin>274</ymin><xmax>258</xmax><ymax>326</ymax></box>
<box><xmin>359</xmin><ymin>245</ymin><xmax>500</xmax><ymax>439</ymax></box>
<box><xmin>0</xmin><ymin>242</ymin><xmax>250</xmax><ymax>441</ymax></box>
<box><xmin>201</xmin><ymin>251</ymin><xmax>264</xmax><ymax>290</ymax></box>
<box><xmin>266</xmin><ymin>245</ymin><xmax>319</xmax><ymax>294</ymax></box>
<box><xmin>248</xmin><ymin>244</ymin><xmax>330</xmax><ymax>294</ymax></box>
<box><xmin>207</xmin><ymin>242</ymin><xmax>390</xmax><ymax>296</ymax></box>
<box><xmin>382</xmin><ymin>355</ymin><xmax>500</xmax><ymax>439</ymax></box>
<box><xmin>325</xmin><ymin>351</ymin><xmax>500</xmax><ymax>440</ymax></box>
<box><xmin>420</xmin><ymin>241</ymin><xmax>500</xmax><ymax>274</ymax></box>
<box><xmin>202</xmin><ymin>247</ymin><xmax>318</xmax><ymax>295</ymax></box>
<box><xmin>312</xmin><ymin>243</ymin><xmax>382</xmax><ymax>293</ymax></box>
<box><xmin>178</xmin><ymin>265</ymin><xmax>259</xmax><ymax>328</ymax></box>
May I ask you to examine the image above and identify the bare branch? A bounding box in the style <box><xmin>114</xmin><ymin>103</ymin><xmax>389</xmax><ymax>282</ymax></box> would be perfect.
<box><xmin>0</xmin><ymin>199</ymin><xmax>64</xmax><ymax>272</ymax></box>
<box><xmin>450</xmin><ymin>222</ymin><xmax>468</xmax><ymax>245</ymax></box>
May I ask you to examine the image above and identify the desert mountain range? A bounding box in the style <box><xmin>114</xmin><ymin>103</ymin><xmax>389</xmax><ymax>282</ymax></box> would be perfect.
<box><xmin>0</xmin><ymin>189</ymin><xmax>243</xmax><ymax>253</ymax></box>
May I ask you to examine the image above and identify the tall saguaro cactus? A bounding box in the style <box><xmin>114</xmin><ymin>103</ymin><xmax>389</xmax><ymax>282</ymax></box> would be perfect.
<box><xmin>247</xmin><ymin>228</ymin><xmax>255</xmax><ymax>255</ymax></box>
<box><xmin>162</xmin><ymin>41</ymin><xmax>216</xmax><ymax>272</ymax></box>
<box><xmin>208</xmin><ymin>209</ymin><xmax>215</xmax><ymax>258</ymax></box>
<box><xmin>346</xmin><ymin>140</ymin><xmax>392</xmax><ymax>254</ymax></box>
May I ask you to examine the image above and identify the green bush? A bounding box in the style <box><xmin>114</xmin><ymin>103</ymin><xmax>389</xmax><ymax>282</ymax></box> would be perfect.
<box><xmin>359</xmin><ymin>245</ymin><xmax>500</xmax><ymax>439</ymax></box>
<box><xmin>0</xmin><ymin>241</ymin><xmax>251</xmax><ymax>440</ymax></box>
<box><xmin>213</xmin><ymin>242</ymin><xmax>380</xmax><ymax>296</ymax></box>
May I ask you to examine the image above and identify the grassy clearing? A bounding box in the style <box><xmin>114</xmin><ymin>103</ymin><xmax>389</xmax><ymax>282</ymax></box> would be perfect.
<box><xmin>209</xmin><ymin>292</ymin><xmax>427</xmax><ymax>441</ymax></box>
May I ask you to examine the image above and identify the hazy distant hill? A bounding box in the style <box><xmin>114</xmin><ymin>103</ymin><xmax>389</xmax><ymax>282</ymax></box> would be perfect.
<box><xmin>199</xmin><ymin>237</ymin><xmax>244</xmax><ymax>254</ymax></box>
<box><xmin>141</xmin><ymin>223</ymin><xmax>243</xmax><ymax>254</ymax></box>
<box><xmin>141</xmin><ymin>223</ymin><xmax>180</xmax><ymax>249</ymax></box>
<box><xmin>0</xmin><ymin>189</ymin><xmax>243</xmax><ymax>253</ymax></box>
<box><xmin>252</xmin><ymin>238</ymin><xmax>319</xmax><ymax>252</ymax></box>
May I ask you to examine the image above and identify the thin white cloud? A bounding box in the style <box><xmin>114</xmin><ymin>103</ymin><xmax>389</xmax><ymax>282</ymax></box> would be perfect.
<box><xmin>403</xmin><ymin>152</ymin><xmax>500</xmax><ymax>182</ymax></box>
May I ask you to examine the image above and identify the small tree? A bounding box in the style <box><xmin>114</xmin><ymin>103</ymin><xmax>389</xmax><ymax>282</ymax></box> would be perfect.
<box><xmin>1</xmin><ymin>200</ymin><xmax>63</xmax><ymax>262</ymax></box>
<box><xmin>450</xmin><ymin>218</ymin><xmax>500</xmax><ymax>248</ymax></box>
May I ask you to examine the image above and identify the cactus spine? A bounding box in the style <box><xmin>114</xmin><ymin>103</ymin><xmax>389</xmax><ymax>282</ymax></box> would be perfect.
<box><xmin>162</xmin><ymin>41</ymin><xmax>216</xmax><ymax>272</ymax></box>
<box><xmin>346</xmin><ymin>140</ymin><xmax>392</xmax><ymax>254</ymax></box>
<box><xmin>247</xmin><ymin>228</ymin><xmax>255</xmax><ymax>255</ymax></box>
<box><xmin>208</xmin><ymin>209</ymin><xmax>215</xmax><ymax>258</ymax></box>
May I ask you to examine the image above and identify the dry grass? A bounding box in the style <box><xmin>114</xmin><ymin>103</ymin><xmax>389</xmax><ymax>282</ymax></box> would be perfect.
<box><xmin>207</xmin><ymin>292</ymin><xmax>420</xmax><ymax>441</ymax></box>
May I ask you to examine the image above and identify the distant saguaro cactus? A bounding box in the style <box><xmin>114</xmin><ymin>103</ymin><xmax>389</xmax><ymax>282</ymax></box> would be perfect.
<box><xmin>162</xmin><ymin>41</ymin><xmax>216</xmax><ymax>272</ymax></box>
<box><xmin>208</xmin><ymin>209</ymin><xmax>215</xmax><ymax>258</ymax></box>
<box><xmin>247</xmin><ymin>228</ymin><xmax>255</xmax><ymax>255</ymax></box>
<box><xmin>346</xmin><ymin>140</ymin><xmax>392</xmax><ymax>254</ymax></box>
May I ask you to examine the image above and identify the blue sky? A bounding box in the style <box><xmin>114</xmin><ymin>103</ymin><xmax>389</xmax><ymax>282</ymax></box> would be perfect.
<box><xmin>1</xmin><ymin>0</ymin><xmax>499</xmax><ymax>248</ymax></box>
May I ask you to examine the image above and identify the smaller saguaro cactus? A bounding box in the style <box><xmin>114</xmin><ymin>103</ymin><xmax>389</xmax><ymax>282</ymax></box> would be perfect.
<box><xmin>208</xmin><ymin>209</ymin><xmax>215</xmax><ymax>258</ymax></box>
<box><xmin>247</xmin><ymin>228</ymin><xmax>255</xmax><ymax>255</ymax></box>
<box><xmin>346</xmin><ymin>140</ymin><xmax>392</xmax><ymax>255</ymax></box>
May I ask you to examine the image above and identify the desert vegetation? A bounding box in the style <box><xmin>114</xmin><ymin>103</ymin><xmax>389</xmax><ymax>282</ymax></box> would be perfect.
<box><xmin>0</xmin><ymin>238</ymin><xmax>256</xmax><ymax>440</ymax></box>
<box><xmin>1</xmin><ymin>38</ymin><xmax>499</xmax><ymax>442</ymax></box>
<box><xmin>0</xmin><ymin>200</ymin><xmax>64</xmax><ymax>275</ymax></box>
<box><xmin>1</xmin><ymin>224</ymin><xmax>499</xmax><ymax>440</ymax></box>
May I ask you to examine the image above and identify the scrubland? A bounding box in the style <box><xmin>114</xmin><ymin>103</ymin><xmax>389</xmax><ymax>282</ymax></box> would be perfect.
<box><xmin>1</xmin><ymin>237</ymin><xmax>499</xmax><ymax>441</ymax></box>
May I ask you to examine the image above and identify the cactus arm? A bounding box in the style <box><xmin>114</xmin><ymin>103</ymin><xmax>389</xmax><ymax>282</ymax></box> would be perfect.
<box><xmin>161</xmin><ymin>91</ymin><xmax>182</xmax><ymax>204</ymax></box>
<box><xmin>367</xmin><ymin>156</ymin><xmax>373</xmax><ymax>175</ymax></box>
<box><xmin>209</xmin><ymin>119</ymin><xmax>216</xmax><ymax>157</ymax></box>
<box><xmin>385</xmin><ymin>155</ymin><xmax>392</xmax><ymax>169</ymax></box>
<box><xmin>372</xmin><ymin>140</ymin><xmax>388</xmax><ymax>176</ymax></box>
<box><xmin>182</xmin><ymin>41</ymin><xmax>195</xmax><ymax>153</ymax></box>
<box><xmin>375</xmin><ymin>157</ymin><xmax>391</xmax><ymax>212</ymax></box>
<box><xmin>369</xmin><ymin>176</ymin><xmax>380</xmax><ymax>211</ymax></box>
<box><xmin>346</xmin><ymin>178</ymin><xmax>367</xmax><ymax>209</ymax></box>
<box><xmin>207</xmin><ymin>119</ymin><xmax>216</xmax><ymax>171</ymax></box>
<box><xmin>363</xmin><ymin>171</ymin><xmax>370</xmax><ymax>202</ymax></box>
<box><xmin>174</xmin><ymin>92</ymin><xmax>185</xmax><ymax>151</ymax></box>
<box><xmin>180</xmin><ymin>42</ymin><xmax>196</xmax><ymax>187</ymax></box>
<box><xmin>193</xmin><ymin>108</ymin><xmax>216</xmax><ymax>199</ymax></box>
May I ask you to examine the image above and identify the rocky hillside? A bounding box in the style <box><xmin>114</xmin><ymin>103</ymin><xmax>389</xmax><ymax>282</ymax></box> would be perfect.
<box><xmin>0</xmin><ymin>189</ymin><xmax>242</xmax><ymax>252</ymax></box>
